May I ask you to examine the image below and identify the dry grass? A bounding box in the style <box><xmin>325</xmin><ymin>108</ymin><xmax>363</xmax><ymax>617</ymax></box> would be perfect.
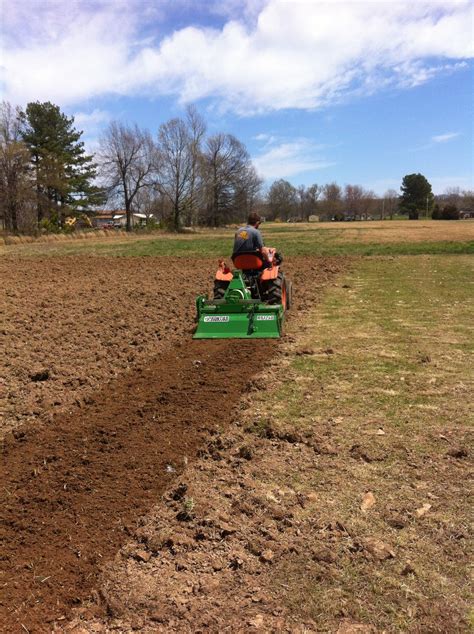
<box><xmin>267</xmin><ymin>219</ymin><xmax>474</xmax><ymax>244</ymax></box>
<box><xmin>245</xmin><ymin>255</ymin><xmax>473</xmax><ymax>631</ymax></box>
<box><xmin>0</xmin><ymin>228</ymin><xmax>134</xmax><ymax>246</ymax></box>
<box><xmin>2</xmin><ymin>219</ymin><xmax>473</xmax><ymax>259</ymax></box>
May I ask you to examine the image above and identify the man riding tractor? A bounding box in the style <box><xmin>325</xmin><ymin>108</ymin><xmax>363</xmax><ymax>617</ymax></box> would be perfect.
<box><xmin>233</xmin><ymin>211</ymin><xmax>282</xmax><ymax>266</ymax></box>
<box><xmin>194</xmin><ymin>213</ymin><xmax>291</xmax><ymax>338</ymax></box>
<box><xmin>213</xmin><ymin>212</ymin><xmax>287</xmax><ymax>305</ymax></box>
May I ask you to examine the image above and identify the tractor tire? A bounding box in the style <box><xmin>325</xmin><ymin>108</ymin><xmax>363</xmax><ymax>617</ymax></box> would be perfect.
<box><xmin>285</xmin><ymin>280</ymin><xmax>292</xmax><ymax>310</ymax></box>
<box><xmin>213</xmin><ymin>280</ymin><xmax>229</xmax><ymax>299</ymax></box>
<box><xmin>263</xmin><ymin>272</ymin><xmax>287</xmax><ymax>306</ymax></box>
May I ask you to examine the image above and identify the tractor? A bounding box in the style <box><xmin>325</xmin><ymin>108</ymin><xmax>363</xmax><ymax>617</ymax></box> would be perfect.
<box><xmin>194</xmin><ymin>248</ymin><xmax>291</xmax><ymax>339</ymax></box>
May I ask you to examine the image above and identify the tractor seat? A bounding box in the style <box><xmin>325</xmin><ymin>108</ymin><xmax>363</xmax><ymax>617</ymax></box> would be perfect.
<box><xmin>232</xmin><ymin>251</ymin><xmax>264</xmax><ymax>270</ymax></box>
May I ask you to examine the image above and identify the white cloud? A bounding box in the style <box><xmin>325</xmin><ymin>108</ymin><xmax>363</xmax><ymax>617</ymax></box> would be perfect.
<box><xmin>72</xmin><ymin>109</ymin><xmax>112</xmax><ymax>155</ymax></box>
<box><xmin>253</xmin><ymin>132</ymin><xmax>278</xmax><ymax>147</ymax></box>
<box><xmin>252</xmin><ymin>139</ymin><xmax>335</xmax><ymax>179</ymax></box>
<box><xmin>254</xmin><ymin>133</ymin><xmax>272</xmax><ymax>141</ymax></box>
<box><xmin>410</xmin><ymin>130</ymin><xmax>463</xmax><ymax>151</ymax></box>
<box><xmin>2</xmin><ymin>1</ymin><xmax>473</xmax><ymax>112</ymax></box>
<box><xmin>73</xmin><ymin>109</ymin><xmax>111</xmax><ymax>130</ymax></box>
<box><xmin>432</xmin><ymin>132</ymin><xmax>461</xmax><ymax>143</ymax></box>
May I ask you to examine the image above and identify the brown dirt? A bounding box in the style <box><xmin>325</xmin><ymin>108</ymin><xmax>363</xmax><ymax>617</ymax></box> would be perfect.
<box><xmin>1</xmin><ymin>339</ymin><xmax>276</xmax><ymax>632</ymax></box>
<box><xmin>1</xmin><ymin>256</ymin><xmax>215</xmax><ymax>438</ymax></box>
<box><xmin>59</xmin><ymin>258</ymin><xmax>472</xmax><ymax>634</ymax></box>
<box><xmin>0</xmin><ymin>255</ymin><xmax>346</xmax><ymax>633</ymax></box>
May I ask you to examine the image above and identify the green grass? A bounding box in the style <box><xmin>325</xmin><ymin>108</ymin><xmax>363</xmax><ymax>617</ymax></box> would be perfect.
<box><xmin>274</xmin><ymin>255</ymin><xmax>473</xmax><ymax>424</ymax></box>
<box><xmin>248</xmin><ymin>254</ymin><xmax>473</xmax><ymax>631</ymax></box>
<box><xmin>3</xmin><ymin>227</ymin><xmax>473</xmax><ymax>258</ymax></box>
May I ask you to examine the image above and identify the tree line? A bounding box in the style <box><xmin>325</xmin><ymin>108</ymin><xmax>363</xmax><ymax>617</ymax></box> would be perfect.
<box><xmin>1</xmin><ymin>99</ymin><xmax>473</xmax><ymax>233</ymax></box>
<box><xmin>264</xmin><ymin>175</ymin><xmax>474</xmax><ymax>222</ymax></box>
<box><xmin>0</xmin><ymin>100</ymin><xmax>260</xmax><ymax>232</ymax></box>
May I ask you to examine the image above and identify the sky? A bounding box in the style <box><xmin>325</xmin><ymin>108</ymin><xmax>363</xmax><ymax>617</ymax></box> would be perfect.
<box><xmin>1</xmin><ymin>0</ymin><xmax>473</xmax><ymax>195</ymax></box>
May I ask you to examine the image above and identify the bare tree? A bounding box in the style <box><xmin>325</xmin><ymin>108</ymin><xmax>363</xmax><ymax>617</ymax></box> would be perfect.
<box><xmin>297</xmin><ymin>183</ymin><xmax>321</xmax><ymax>220</ymax></box>
<box><xmin>232</xmin><ymin>164</ymin><xmax>263</xmax><ymax>220</ymax></box>
<box><xmin>361</xmin><ymin>189</ymin><xmax>376</xmax><ymax>219</ymax></box>
<box><xmin>155</xmin><ymin>118</ymin><xmax>193</xmax><ymax>231</ymax></box>
<box><xmin>442</xmin><ymin>187</ymin><xmax>462</xmax><ymax>208</ymax></box>
<box><xmin>344</xmin><ymin>184</ymin><xmax>375</xmax><ymax>220</ymax></box>
<box><xmin>133</xmin><ymin>185</ymin><xmax>158</xmax><ymax>222</ymax></box>
<box><xmin>201</xmin><ymin>133</ymin><xmax>252</xmax><ymax>226</ymax></box>
<box><xmin>267</xmin><ymin>179</ymin><xmax>298</xmax><ymax>221</ymax></box>
<box><xmin>99</xmin><ymin>121</ymin><xmax>155</xmax><ymax>232</ymax></box>
<box><xmin>383</xmin><ymin>189</ymin><xmax>398</xmax><ymax>219</ymax></box>
<box><xmin>460</xmin><ymin>190</ymin><xmax>474</xmax><ymax>211</ymax></box>
<box><xmin>320</xmin><ymin>182</ymin><xmax>343</xmax><ymax>220</ymax></box>
<box><xmin>185</xmin><ymin>105</ymin><xmax>206</xmax><ymax>226</ymax></box>
<box><xmin>0</xmin><ymin>101</ymin><xmax>36</xmax><ymax>232</ymax></box>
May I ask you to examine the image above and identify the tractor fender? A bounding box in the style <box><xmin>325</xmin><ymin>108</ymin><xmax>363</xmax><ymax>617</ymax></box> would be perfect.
<box><xmin>216</xmin><ymin>269</ymin><xmax>233</xmax><ymax>281</ymax></box>
<box><xmin>260</xmin><ymin>265</ymin><xmax>279</xmax><ymax>281</ymax></box>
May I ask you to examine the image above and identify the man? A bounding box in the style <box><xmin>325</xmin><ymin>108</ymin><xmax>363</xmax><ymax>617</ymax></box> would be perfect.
<box><xmin>233</xmin><ymin>212</ymin><xmax>264</xmax><ymax>257</ymax></box>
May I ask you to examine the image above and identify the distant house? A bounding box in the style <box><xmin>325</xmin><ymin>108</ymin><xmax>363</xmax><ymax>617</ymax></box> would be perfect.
<box><xmin>459</xmin><ymin>210</ymin><xmax>474</xmax><ymax>219</ymax></box>
<box><xmin>92</xmin><ymin>212</ymin><xmax>115</xmax><ymax>228</ymax></box>
<box><xmin>112</xmin><ymin>212</ymin><xmax>148</xmax><ymax>227</ymax></box>
<box><xmin>92</xmin><ymin>210</ymin><xmax>149</xmax><ymax>228</ymax></box>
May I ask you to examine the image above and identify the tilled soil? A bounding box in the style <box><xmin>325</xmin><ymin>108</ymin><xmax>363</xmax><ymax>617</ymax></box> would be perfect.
<box><xmin>1</xmin><ymin>339</ymin><xmax>277</xmax><ymax>632</ymax></box>
<box><xmin>1</xmin><ymin>257</ymin><xmax>215</xmax><ymax>437</ymax></box>
<box><xmin>0</xmin><ymin>255</ymin><xmax>346</xmax><ymax>633</ymax></box>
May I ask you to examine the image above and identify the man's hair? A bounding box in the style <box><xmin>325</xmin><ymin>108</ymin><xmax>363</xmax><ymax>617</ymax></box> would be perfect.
<box><xmin>247</xmin><ymin>212</ymin><xmax>261</xmax><ymax>226</ymax></box>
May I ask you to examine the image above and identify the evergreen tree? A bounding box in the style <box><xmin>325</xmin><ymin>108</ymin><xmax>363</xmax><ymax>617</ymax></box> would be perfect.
<box><xmin>441</xmin><ymin>204</ymin><xmax>459</xmax><ymax>220</ymax></box>
<box><xmin>20</xmin><ymin>101</ymin><xmax>103</xmax><ymax>227</ymax></box>
<box><xmin>399</xmin><ymin>173</ymin><xmax>434</xmax><ymax>220</ymax></box>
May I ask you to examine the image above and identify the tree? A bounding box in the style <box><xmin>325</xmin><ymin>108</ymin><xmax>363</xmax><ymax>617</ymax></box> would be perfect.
<box><xmin>267</xmin><ymin>179</ymin><xmax>298</xmax><ymax>221</ymax></box>
<box><xmin>232</xmin><ymin>164</ymin><xmax>262</xmax><ymax>220</ymax></box>
<box><xmin>297</xmin><ymin>184</ymin><xmax>321</xmax><ymax>220</ymax></box>
<box><xmin>155</xmin><ymin>117</ymin><xmax>193</xmax><ymax>231</ymax></box>
<box><xmin>133</xmin><ymin>185</ymin><xmax>159</xmax><ymax>222</ymax></box>
<box><xmin>0</xmin><ymin>101</ymin><xmax>36</xmax><ymax>232</ymax></box>
<box><xmin>383</xmin><ymin>189</ymin><xmax>398</xmax><ymax>220</ymax></box>
<box><xmin>99</xmin><ymin>121</ymin><xmax>155</xmax><ymax>232</ymax></box>
<box><xmin>399</xmin><ymin>173</ymin><xmax>434</xmax><ymax>220</ymax></box>
<box><xmin>319</xmin><ymin>182</ymin><xmax>342</xmax><ymax>220</ymax></box>
<box><xmin>20</xmin><ymin>101</ymin><xmax>101</xmax><ymax>227</ymax></box>
<box><xmin>344</xmin><ymin>185</ymin><xmax>376</xmax><ymax>220</ymax></box>
<box><xmin>460</xmin><ymin>190</ymin><xmax>474</xmax><ymax>211</ymax></box>
<box><xmin>440</xmin><ymin>204</ymin><xmax>459</xmax><ymax>220</ymax></box>
<box><xmin>201</xmin><ymin>133</ymin><xmax>252</xmax><ymax>226</ymax></box>
<box><xmin>344</xmin><ymin>184</ymin><xmax>364</xmax><ymax>220</ymax></box>
<box><xmin>184</xmin><ymin>105</ymin><xmax>206</xmax><ymax>226</ymax></box>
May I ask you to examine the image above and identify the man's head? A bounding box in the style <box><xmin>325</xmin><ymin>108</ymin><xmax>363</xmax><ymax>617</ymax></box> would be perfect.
<box><xmin>247</xmin><ymin>212</ymin><xmax>261</xmax><ymax>228</ymax></box>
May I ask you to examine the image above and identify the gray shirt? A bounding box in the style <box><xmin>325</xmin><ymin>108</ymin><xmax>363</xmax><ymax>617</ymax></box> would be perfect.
<box><xmin>233</xmin><ymin>224</ymin><xmax>264</xmax><ymax>255</ymax></box>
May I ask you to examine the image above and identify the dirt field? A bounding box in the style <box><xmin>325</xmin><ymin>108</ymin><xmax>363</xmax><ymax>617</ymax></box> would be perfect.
<box><xmin>1</xmin><ymin>256</ymin><xmax>213</xmax><ymax>437</ymax></box>
<box><xmin>0</xmin><ymin>255</ymin><xmax>345</xmax><ymax>632</ymax></box>
<box><xmin>65</xmin><ymin>255</ymin><xmax>472</xmax><ymax>634</ymax></box>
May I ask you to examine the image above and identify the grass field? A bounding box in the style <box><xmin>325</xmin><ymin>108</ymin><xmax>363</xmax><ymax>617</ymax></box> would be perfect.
<box><xmin>2</xmin><ymin>219</ymin><xmax>473</xmax><ymax>258</ymax></box>
<box><xmin>254</xmin><ymin>254</ymin><xmax>473</xmax><ymax>630</ymax></box>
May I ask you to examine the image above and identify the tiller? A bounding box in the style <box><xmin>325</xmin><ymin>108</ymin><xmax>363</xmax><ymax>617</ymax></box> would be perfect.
<box><xmin>194</xmin><ymin>248</ymin><xmax>291</xmax><ymax>339</ymax></box>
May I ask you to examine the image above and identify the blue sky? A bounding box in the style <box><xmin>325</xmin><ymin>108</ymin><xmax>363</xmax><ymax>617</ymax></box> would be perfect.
<box><xmin>2</xmin><ymin>0</ymin><xmax>473</xmax><ymax>195</ymax></box>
